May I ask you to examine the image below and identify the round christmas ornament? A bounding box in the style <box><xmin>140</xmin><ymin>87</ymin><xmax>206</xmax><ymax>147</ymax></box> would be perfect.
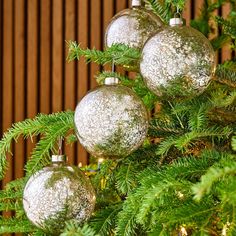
<box><xmin>23</xmin><ymin>155</ymin><xmax>96</xmax><ymax>234</ymax></box>
<box><xmin>74</xmin><ymin>77</ymin><xmax>149</xmax><ymax>159</ymax></box>
<box><xmin>140</xmin><ymin>17</ymin><xmax>215</xmax><ymax>96</ymax></box>
<box><xmin>105</xmin><ymin>0</ymin><xmax>163</xmax><ymax>49</ymax></box>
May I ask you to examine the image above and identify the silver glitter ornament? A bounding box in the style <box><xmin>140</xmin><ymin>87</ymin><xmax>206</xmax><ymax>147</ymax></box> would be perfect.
<box><xmin>105</xmin><ymin>0</ymin><xmax>163</xmax><ymax>49</ymax></box>
<box><xmin>140</xmin><ymin>17</ymin><xmax>215</xmax><ymax>96</ymax></box>
<box><xmin>74</xmin><ymin>77</ymin><xmax>149</xmax><ymax>159</ymax></box>
<box><xmin>23</xmin><ymin>155</ymin><xmax>96</xmax><ymax>234</ymax></box>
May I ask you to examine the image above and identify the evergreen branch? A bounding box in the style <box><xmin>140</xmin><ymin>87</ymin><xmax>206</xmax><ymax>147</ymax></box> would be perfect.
<box><xmin>5</xmin><ymin>178</ymin><xmax>26</xmax><ymax>191</ymax></box>
<box><xmin>0</xmin><ymin>188</ymin><xmax>23</xmax><ymax>212</ymax></box>
<box><xmin>165</xmin><ymin>0</ymin><xmax>186</xmax><ymax>10</ymax></box>
<box><xmin>148</xmin><ymin>224</ymin><xmax>169</xmax><ymax>236</ymax></box>
<box><xmin>30</xmin><ymin>230</ymin><xmax>48</xmax><ymax>236</ymax></box>
<box><xmin>136</xmin><ymin>179</ymin><xmax>191</xmax><ymax>226</ymax></box>
<box><xmin>163</xmin><ymin>200</ymin><xmax>218</xmax><ymax>227</ymax></box>
<box><xmin>165</xmin><ymin>150</ymin><xmax>223</xmax><ymax>180</ymax></box>
<box><xmin>25</xmin><ymin>114</ymin><xmax>75</xmax><ymax>175</ymax></box>
<box><xmin>168</xmin><ymin>101</ymin><xmax>185</xmax><ymax>129</ymax></box>
<box><xmin>157</xmin><ymin>126</ymin><xmax>232</xmax><ymax>156</ymax></box>
<box><xmin>0</xmin><ymin>111</ymin><xmax>74</xmax><ymax>179</ymax></box>
<box><xmin>90</xmin><ymin>204</ymin><xmax>122</xmax><ymax>236</ymax></box>
<box><xmin>193</xmin><ymin>158</ymin><xmax>236</xmax><ymax>201</ymax></box>
<box><xmin>116</xmin><ymin>198</ymin><xmax>139</xmax><ymax>236</ymax></box>
<box><xmin>211</xmin><ymin>34</ymin><xmax>232</xmax><ymax>51</ymax></box>
<box><xmin>188</xmin><ymin>104</ymin><xmax>208</xmax><ymax>131</ymax></box>
<box><xmin>0</xmin><ymin>217</ymin><xmax>35</xmax><ymax>234</ymax></box>
<box><xmin>232</xmin><ymin>136</ymin><xmax>236</xmax><ymax>151</ymax></box>
<box><xmin>175</xmin><ymin>126</ymin><xmax>232</xmax><ymax>150</ymax></box>
<box><xmin>149</xmin><ymin>118</ymin><xmax>184</xmax><ymax>137</ymax></box>
<box><xmin>208</xmin><ymin>108</ymin><xmax>236</xmax><ymax>124</ymax></box>
<box><xmin>156</xmin><ymin>135</ymin><xmax>177</xmax><ymax>156</ymax></box>
<box><xmin>115</xmin><ymin>162</ymin><xmax>139</xmax><ymax>195</ymax></box>
<box><xmin>67</xmin><ymin>41</ymin><xmax>140</xmax><ymax>70</ymax></box>
<box><xmin>210</xmin><ymin>89</ymin><xmax>236</xmax><ymax>108</ymax></box>
<box><xmin>144</xmin><ymin>0</ymin><xmax>172</xmax><ymax>24</ymax></box>
<box><xmin>0</xmin><ymin>118</ymin><xmax>46</xmax><ymax>179</ymax></box>
<box><xmin>61</xmin><ymin>222</ymin><xmax>98</xmax><ymax>236</ymax></box>
<box><xmin>24</xmin><ymin>136</ymin><xmax>54</xmax><ymax>175</ymax></box>
<box><xmin>191</xmin><ymin>0</ymin><xmax>228</xmax><ymax>36</ymax></box>
<box><xmin>215</xmin><ymin>63</ymin><xmax>236</xmax><ymax>87</ymax></box>
<box><xmin>215</xmin><ymin>16</ymin><xmax>236</xmax><ymax>39</ymax></box>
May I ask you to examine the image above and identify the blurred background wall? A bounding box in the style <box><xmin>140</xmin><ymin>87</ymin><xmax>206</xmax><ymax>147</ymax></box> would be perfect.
<box><xmin>0</xmin><ymin>0</ymin><xmax>232</xmax><ymax>187</ymax></box>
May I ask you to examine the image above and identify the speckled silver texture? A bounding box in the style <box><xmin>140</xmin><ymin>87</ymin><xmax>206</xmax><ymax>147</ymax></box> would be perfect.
<box><xmin>105</xmin><ymin>7</ymin><xmax>163</xmax><ymax>49</ymax></box>
<box><xmin>74</xmin><ymin>84</ymin><xmax>149</xmax><ymax>158</ymax></box>
<box><xmin>140</xmin><ymin>25</ymin><xmax>215</xmax><ymax>95</ymax></box>
<box><xmin>23</xmin><ymin>164</ymin><xmax>96</xmax><ymax>233</ymax></box>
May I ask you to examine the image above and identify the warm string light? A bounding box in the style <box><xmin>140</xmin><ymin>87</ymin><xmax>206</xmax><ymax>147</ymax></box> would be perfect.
<box><xmin>222</xmin><ymin>221</ymin><xmax>230</xmax><ymax>236</ymax></box>
<box><xmin>180</xmin><ymin>226</ymin><xmax>188</xmax><ymax>236</ymax></box>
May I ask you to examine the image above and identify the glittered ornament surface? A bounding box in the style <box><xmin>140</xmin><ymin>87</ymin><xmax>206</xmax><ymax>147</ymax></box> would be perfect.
<box><xmin>74</xmin><ymin>84</ymin><xmax>149</xmax><ymax>158</ymax></box>
<box><xmin>140</xmin><ymin>25</ymin><xmax>215</xmax><ymax>96</ymax></box>
<box><xmin>105</xmin><ymin>7</ymin><xmax>163</xmax><ymax>49</ymax></box>
<box><xmin>23</xmin><ymin>164</ymin><xmax>96</xmax><ymax>234</ymax></box>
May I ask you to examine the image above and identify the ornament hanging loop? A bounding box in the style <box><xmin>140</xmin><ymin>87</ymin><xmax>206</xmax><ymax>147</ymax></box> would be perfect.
<box><xmin>51</xmin><ymin>136</ymin><xmax>66</xmax><ymax>163</ymax></box>
<box><xmin>105</xmin><ymin>59</ymin><xmax>119</xmax><ymax>85</ymax></box>
<box><xmin>170</xmin><ymin>7</ymin><xmax>183</xmax><ymax>26</ymax></box>
<box><xmin>174</xmin><ymin>12</ymin><xmax>181</xmax><ymax>19</ymax></box>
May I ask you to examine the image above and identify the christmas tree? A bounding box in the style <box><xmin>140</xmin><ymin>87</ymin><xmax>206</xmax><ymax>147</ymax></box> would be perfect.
<box><xmin>0</xmin><ymin>0</ymin><xmax>236</xmax><ymax>235</ymax></box>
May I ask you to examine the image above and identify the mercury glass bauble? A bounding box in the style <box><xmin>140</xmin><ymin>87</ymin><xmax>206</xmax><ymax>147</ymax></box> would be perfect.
<box><xmin>105</xmin><ymin>1</ymin><xmax>163</xmax><ymax>49</ymax></box>
<box><xmin>23</xmin><ymin>155</ymin><xmax>96</xmax><ymax>234</ymax></box>
<box><xmin>74</xmin><ymin>77</ymin><xmax>149</xmax><ymax>159</ymax></box>
<box><xmin>140</xmin><ymin>18</ymin><xmax>215</xmax><ymax>96</ymax></box>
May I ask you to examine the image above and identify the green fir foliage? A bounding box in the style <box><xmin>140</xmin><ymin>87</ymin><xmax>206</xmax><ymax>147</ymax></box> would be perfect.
<box><xmin>0</xmin><ymin>0</ymin><xmax>236</xmax><ymax>235</ymax></box>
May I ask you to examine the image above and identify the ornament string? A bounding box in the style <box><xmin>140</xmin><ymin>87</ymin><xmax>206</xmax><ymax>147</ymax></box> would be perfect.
<box><xmin>58</xmin><ymin>136</ymin><xmax>63</xmax><ymax>155</ymax></box>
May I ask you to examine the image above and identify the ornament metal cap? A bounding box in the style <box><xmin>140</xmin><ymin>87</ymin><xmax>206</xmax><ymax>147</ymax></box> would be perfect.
<box><xmin>104</xmin><ymin>77</ymin><xmax>119</xmax><ymax>85</ymax></box>
<box><xmin>169</xmin><ymin>17</ymin><xmax>183</xmax><ymax>26</ymax></box>
<box><xmin>132</xmin><ymin>0</ymin><xmax>141</xmax><ymax>7</ymax></box>
<box><xmin>51</xmin><ymin>155</ymin><xmax>66</xmax><ymax>163</ymax></box>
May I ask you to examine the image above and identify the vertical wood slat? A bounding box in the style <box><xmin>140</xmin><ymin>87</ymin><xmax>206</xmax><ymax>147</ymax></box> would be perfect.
<box><xmin>40</xmin><ymin>0</ymin><xmax>51</xmax><ymax>114</ymax></box>
<box><xmin>65</xmin><ymin>0</ymin><xmax>76</xmax><ymax>165</ymax></box>
<box><xmin>194</xmin><ymin>0</ymin><xmax>204</xmax><ymax>18</ymax></box>
<box><xmin>14</xmin><ymin>0</ymin><xmax>26</xmax><ymax>180</ymax></box>
<box><xmin>27</xmin><ymin>0</ymin><xmax>38</xmax><ymax>161</ymax></box>
<box><xmin>221</xmin><ymin>3</ymin><xmax>232</xmax><ymax>62</ymax></box>
<box><xmin>182</xmin><ymin>0</ymin><xmax>192</xmax><ymax>25</ymax></box>
<box><xmin>116</xmin><ymin>0</ymin><xmax>127</xmax><ymax>12</ymax></box>
<box><xmin>2</xmin><ymin>0</ymin><xmax>14</xmax><ymax>187</ymax></box>
<box><xmin>77</xmin><ymin>0</ymin><xmax>89</xmax><ymax>165</ymax></box>
<box><xmin>103</xmin><ymin>0</ymin><xmax>114</xmax><ymax>72</ymax></box>
<box><xmin>90</xmin><ymin>0</ymin><xmax>102</xmax><ymax>90</ymax></box>
<box><xmin>52</xmin><ymin>0</ymin><xmax>63</xmax><ymax>112</ymax></box>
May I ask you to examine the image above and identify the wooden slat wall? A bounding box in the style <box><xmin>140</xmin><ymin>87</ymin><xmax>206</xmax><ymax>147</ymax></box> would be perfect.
<box><xmin>0</xmin><ymin>0</ymin><xmax>232</xmax><ymax>186</ymax></box>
